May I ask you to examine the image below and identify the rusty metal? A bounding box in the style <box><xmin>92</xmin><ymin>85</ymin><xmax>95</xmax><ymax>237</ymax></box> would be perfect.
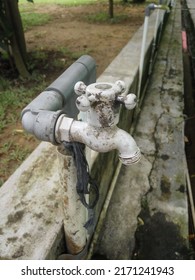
<box><xmin>57</xmin><ymin>145</ymin><xmax>87</xmax><ymax>255</ymax></box>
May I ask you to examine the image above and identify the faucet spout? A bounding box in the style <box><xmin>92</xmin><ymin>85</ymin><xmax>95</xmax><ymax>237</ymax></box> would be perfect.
<box><xmin>55</xmin><ymin>116</ymin><xmax>141</xmax><ymax>165</ymax></box>
<box><xmin>115</xmin><ymin>128</ymin><xmax>141</xmax><ymax>165</ymax></box>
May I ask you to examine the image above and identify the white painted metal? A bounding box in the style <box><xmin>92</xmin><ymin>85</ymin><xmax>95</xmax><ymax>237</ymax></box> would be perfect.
<box><xmin>57</xmin><ymin>146</ymin><xmax>87</xmax><ymax>255</ymax></box>
<box><xmin>137</xmin><ymin>15</ymin><xmax>149</xmax><ymax>102</ymax></box>
<box><xmin>55</xmin><ymin>81</ymin><xmax>141</xmax><ymax>165</ymax></box>
<box><xmin>137</xmin><ymin>3</ymin><xmax>170</xmax><ymax>102</ymax></box>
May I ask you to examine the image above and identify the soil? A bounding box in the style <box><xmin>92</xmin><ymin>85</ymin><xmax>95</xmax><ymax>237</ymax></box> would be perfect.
<box><xmin>25</xmin><ymin>2</ymin><xmax>144</xmax><ymax>77</ymax></box>
<box><xmin>0</xmin><ymin>2</ymin><xmax>144</xmax><ymax>185</ymax></box>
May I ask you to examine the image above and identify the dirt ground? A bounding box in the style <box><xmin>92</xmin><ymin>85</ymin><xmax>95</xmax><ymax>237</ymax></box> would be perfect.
<box><xmin>0</xmin><ymin>2</ymin><xmax>144</xmax><ymax>185</ymax></box>
<box><xmin>25</xmin><ymin>2</ymin><xmax>144</xmax><ymax>76</ymax></box>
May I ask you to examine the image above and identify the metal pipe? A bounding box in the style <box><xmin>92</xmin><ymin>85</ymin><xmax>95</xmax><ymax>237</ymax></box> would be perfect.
<box><xmin>137</xmin><ymin>2</ymin><xmax>170</xmax><ymax>102</ymax></box>
<box><xmin>186</xmin><ymin>166</ymin><xmax>195</xmax><ymax>233</ymax></box>
<box><xmin>57</xmin><ymin>145</ymin><xmax>88</xmax><ymax>255</ymax></box>
<box><xmin>148</xmin><ymin>1</ymin><xmax>162</xmax><ymax>75</ymax></box>
<box><xmin>137</xmin><ymin>14</ymin><xmax>149</xmax><ymax>102</ymax></box>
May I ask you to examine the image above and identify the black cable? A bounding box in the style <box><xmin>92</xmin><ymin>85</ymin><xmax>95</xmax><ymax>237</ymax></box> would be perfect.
<box><xmin>63</xmin><ymin>141</ymin><xmax>99</xmax><ymax>209</ymax></box>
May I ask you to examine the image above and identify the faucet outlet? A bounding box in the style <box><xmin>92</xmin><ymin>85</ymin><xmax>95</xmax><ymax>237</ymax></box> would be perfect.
<box><xmin>55</xmin><ymin>81</ymin><xmax>141</xmax><ymax>165</ymax></box>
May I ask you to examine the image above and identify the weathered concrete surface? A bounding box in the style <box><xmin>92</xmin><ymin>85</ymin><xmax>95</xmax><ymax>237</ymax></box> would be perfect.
<box><xmin>186</xmin><ymin>0</ymin><xmax>195</xmax><ymax>27</ymax></box>
<box><xmin>0</xmin><ymin>142</ymin><xmax>65</xmax><ymax>259</ymax></box>
<box><xmin>94</xmin><ymin>1</ymin><xmax>190</xmax><ymax>260</ymax></box>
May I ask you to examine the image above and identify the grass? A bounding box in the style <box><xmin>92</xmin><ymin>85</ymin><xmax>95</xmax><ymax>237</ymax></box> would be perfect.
<box><xmin>19</xmin><ymin>0</ymin><xmax>104</xmax><ymax>6</ymax></box>
<box><xmin>21</xmin><ymin>13</ymin><xmax>51</xmax><ymax>31</ymax></box>
<box><xmin>86</xmin><ymin>12</ymin><xmax>129</xmax><ymax>23</ymax></box>
<box><xmin>0</xmin><ymin>80</ymin><xmax>46</xmax><ymax>133</ymax></box>
<box><xmin>19</xmin><ymin>0</ymin><xmax>145</xmax><ymax>30</ymax></box>
<box><xmin>19</xmin><ymin>0</ymin><xmax>107</xmax><ymax>30</ymax></box>
<box><xmin>0</xmin><ymin>79</ymin><xmax>45</xmax><ymax>186</ymax></box>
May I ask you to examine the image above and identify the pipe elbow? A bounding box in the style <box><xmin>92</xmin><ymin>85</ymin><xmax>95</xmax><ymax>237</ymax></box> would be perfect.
<box><xmin>145</xmin><ymin>3</ymin><xmax>156</xmax><ymax>16</ymax></box>
<box><xmin>22</xmin><ymin>109</ymin><xmax>63</xmax><ymax>144</ymax></box>
<box><xmin>21</xmin><ymin>110</ymin><xmax>35</xmax><ymax>135</ymax></box>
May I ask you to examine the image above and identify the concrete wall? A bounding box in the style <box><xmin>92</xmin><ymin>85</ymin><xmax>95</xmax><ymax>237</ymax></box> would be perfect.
<box><xmin>0</xmin><ymin>2</ymin><xmax>188</xmax><ymax>260</ymax></box>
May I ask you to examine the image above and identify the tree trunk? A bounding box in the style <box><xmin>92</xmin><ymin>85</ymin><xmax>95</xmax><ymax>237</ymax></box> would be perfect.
<box><xmin>4</xmin><ymin>0</ymin><xmax>30</xmax><ymax>77</ymax></box>
<box><xmin>109</xmin><ymin>0</ymin><xmax>114</xmax><ymax>19</ymax></box>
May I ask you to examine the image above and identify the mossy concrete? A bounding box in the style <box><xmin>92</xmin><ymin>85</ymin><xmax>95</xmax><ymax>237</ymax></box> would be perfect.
<box><xmin>94</xmin><ymin>0</ymin><xmax>190</xmax><ymax>260</ymax></box>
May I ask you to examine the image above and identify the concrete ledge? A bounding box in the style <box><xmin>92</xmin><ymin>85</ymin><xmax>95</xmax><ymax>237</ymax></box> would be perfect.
<box><xmin>0</xmin><ymin>9</ymin><xmax>172</xmax><ymax>259</ymax></box>
<box><xmin>0</xmin><ymin>142</ymin><xmax>65</xmax><ymax>259</ymax></box>
<box><xmin>95</xmin><ymin>0</ymin><xmax>189</xmax><ymax>260</ymax></box>
<box><xmin>186</xmin><ymin>0</ymin><xmax>195</xmax><ymax>28</ymax></box>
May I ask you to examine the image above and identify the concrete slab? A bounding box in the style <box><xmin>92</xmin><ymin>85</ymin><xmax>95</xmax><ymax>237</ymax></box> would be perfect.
<box><xmin>0</xmin><ymin>142</ymin><xmax>64</xmax><ymax>259</ymax></box>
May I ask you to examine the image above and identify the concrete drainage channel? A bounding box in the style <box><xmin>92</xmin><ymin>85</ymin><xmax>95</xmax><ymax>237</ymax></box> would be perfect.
<box><xmin>182</xmin><ymin>0</ymin><xmax>195</xmax><ymax>255</ymax></box>
<box><xmin>0</xmin><ymin>0</ymin><xmax>192</xmax><ymax>260</ymax></box>
<box><xmin>93</xmin><ymin>0</ymin><xmax>191</xmax><ymax>260</ymax></box>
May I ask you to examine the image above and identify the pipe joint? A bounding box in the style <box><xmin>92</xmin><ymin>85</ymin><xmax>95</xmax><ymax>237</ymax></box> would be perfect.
<box><xmin>145</xmin><ymin>3</ymin><xmax>170</xmax><ymax>17</ymax></box>
<box><xmin>22</xmin><ymin>109</ymin><xmax>63</xmax><ymax>144</ymax></box>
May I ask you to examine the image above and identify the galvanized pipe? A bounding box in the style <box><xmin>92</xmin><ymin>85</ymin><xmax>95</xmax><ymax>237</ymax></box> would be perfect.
<box><xmin>148</xmin><ymin>1</ymin><xmax>162</xmax><ymax>75</ymax></box>
<box><xmin>57</xmin><ymin>145</ymin><xmax>88</xmax><ymax>255</ymax></box>
<box><xmin>137</xmin><ymin>14</ymin><xmax>149</xmax><ymax>102</ymax></box>
<box><xmin>137</xmin><ymin>2</ymin><xmax>170</xmax><ymax>102</ymax></box>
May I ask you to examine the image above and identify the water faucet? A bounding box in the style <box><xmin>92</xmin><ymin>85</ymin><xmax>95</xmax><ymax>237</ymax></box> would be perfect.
<box><xmin>55</xmin><ymin>80</ymin><xmax>141</xmax><ymax>165</ymax></box>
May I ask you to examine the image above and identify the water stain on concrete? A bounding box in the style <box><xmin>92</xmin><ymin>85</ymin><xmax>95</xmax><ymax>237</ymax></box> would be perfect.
<box><xmin>12</xmin><ymin>245</ymin><xmax>24</xmax><ymax>259</ymax></box>
<box><xmin>6</xmin><ymin>210</ymin><xmax>24</xmax><ymax>225</ymax></box>
<box><xmin>132</xmin><ymin>212</ymin><xmax>190</xmax><ymax>260</ymax></box>
<box><xmin>160</xmin><ymin>175</ymin><xmax>171</xmax><ymax>197</ymax></box>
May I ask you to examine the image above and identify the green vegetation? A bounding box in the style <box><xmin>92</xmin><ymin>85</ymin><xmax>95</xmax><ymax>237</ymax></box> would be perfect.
<box><xmin>0</xmin><ymin>79</ymin><xmax>46</xmax><ymax>133</ymax></box>
<box><xmin>19</xmin><ymin>0</ymin><xmax>104</xmax><ymax>6</ymax></box>
<box><xmin>21</xmin><ymin>12</ymin><xmax>51</xmax><ymax>31</ymax></box>
<box><xmin>86</xmin><ymin>12</ymin><xmax>129</xmax><ymax>23</ymax></box>
<box><xmin>0</xmin><ymin>77</ymin><xmax>46</xmax><ymax>186</ymax></box>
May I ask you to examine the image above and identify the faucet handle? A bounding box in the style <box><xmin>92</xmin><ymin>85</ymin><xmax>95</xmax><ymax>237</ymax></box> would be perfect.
<box><xmin>116</xmin><ymin>93</ymin><xmax>137</xmax><ymax>110</ymax></box>
<box><xmin>124</xmin><ymin>93</ymin><xmax>137</xmax><ymax>110</ymax></box>
<box><xmin>114</xmin><ymin>80</ymin><xmax>126</xmax><ymax>94</ymax></box>
<box><xmin>76</xmin><ymin>95</ymin><xmax>90</xmax><ymax>112</ymax></box>
<box><xmin>74</xmin><ymin>81</ymin><xmax>87</xmax><ymax>96</ymax></box>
